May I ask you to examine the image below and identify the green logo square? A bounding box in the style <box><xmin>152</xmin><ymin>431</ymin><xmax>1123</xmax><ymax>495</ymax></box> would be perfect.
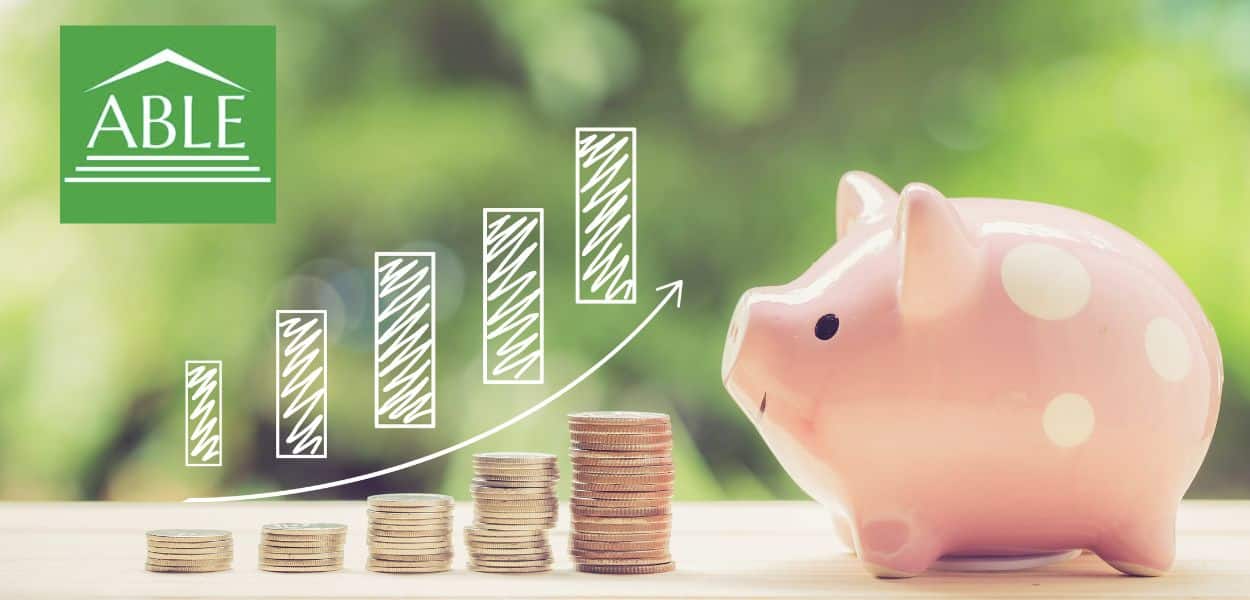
<box><xmin>60</xmin><ymin>26</ymin><xmax>276</xmax><ymax>223</ymax></box>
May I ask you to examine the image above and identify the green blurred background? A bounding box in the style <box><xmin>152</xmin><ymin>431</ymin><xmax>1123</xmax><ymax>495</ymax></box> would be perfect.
<box><xmin>0</xmin><ymin>0</ymin><xmax>1247</xmax><ymax>501</ymax></box>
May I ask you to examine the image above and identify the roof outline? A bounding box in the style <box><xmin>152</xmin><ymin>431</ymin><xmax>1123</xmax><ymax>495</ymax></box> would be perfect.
<box><xmin>85</xmin><ymin>48</ymin><xmax>249</xmax><ymax>93</ymax></box>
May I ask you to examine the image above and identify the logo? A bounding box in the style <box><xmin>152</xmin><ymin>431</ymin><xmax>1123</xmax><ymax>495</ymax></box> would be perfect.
<box><xmin>60</xmin><ymin>26</ymin><xmax>276</xmax><ymax>223</ymax></box>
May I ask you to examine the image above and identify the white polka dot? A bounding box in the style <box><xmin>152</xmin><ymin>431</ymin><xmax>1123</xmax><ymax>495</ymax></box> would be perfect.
<box><xmin>1001</xmin><ymin>243</ymin><xmax>1091</xmax><ymax>320</ymax></box>
<box><xmin>1145</xmin><ymin>317</ymin><xmax>1191</xmax><ymax>382</ymax></box>
<box><xmin>1043</xmin><ymin>393</ymin><xmax>1095</xmax><ymax>448</ymax></box>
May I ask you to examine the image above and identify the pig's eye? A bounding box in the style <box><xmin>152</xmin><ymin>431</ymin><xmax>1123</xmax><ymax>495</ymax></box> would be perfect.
<box><xmin>814</xmin><ymin>313</ymin><xmax>840</xmax><ymax>340</ymax></box>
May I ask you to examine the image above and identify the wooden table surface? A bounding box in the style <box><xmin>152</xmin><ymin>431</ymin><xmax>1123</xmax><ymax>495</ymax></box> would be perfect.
<box><xmin>1</xmin><ymin>501</ymin><xmax>1247</xmax><ymax>598</ymax></box>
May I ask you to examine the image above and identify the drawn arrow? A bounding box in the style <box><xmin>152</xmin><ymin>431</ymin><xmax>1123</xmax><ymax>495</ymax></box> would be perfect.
<box><xmin>187</xmin><ymin>280</ymin><xmax>684</xmax><ymax>502</ymax></box>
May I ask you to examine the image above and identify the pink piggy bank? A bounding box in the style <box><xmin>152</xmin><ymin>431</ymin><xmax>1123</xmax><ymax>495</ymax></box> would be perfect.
<box><xmin>721</xmin><ymin>171</ymin><xmax>1222</xmax><ymax>578</ymax></box>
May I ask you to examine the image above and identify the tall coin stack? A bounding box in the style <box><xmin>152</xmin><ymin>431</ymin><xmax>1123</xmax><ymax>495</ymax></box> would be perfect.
<box><xmin>145</xmin><ymin>529</ymin><xmax>233</xmax><ymax>573</ymax></box>
<box><xmin>366</xmin><ymin>493</ymin><xmax>454</xmax><ymax>573</ymax></box>
<box><xmin>259</xmin><ymin>523</ymin><xmax>346</xmax><ymax>572</ymax></box>
<box><xmin>466</xmin><ymin>452</ymin><xmax>559</xmax><ymax>573</ymax></box>
<box><xmin>569</xmin><ymin>411</ymin><xmax>676</xmax><ymax>574</ymax></box>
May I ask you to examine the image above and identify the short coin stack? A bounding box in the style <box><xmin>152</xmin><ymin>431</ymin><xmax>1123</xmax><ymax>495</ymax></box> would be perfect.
<box><xmin>145</xmin><ymin>529</ymin><xmax>233</xmax><ymax>573</ymax></box>
<box><xmin>569</xmin><ymin>411</ymin><xmax>676</xmax><ymax>574</ymax></box>
<box><xmin>466</xmin><ymin>452</ymin><xmax>559</xmax><ymax>573</ymax></box>
<box><xmin>259</xmin><ymin>523</ymin><xmax>346</xmax><ymax>572</ymax></box>
<box><xmin>366</xmin><ymin>493</ymin><xmax>454</xmax><ymax>573</ymax></box>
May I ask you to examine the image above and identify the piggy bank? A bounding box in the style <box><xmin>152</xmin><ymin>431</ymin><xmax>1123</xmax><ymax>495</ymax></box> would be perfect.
<box><xmin>721</xmin><ymin>171</ymin><xmax>1222</xmax><ymax>578</ymax></box>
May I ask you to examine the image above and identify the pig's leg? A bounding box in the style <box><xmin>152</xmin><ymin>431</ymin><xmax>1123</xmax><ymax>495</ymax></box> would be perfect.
<box><xmin>1093</xmin><ymin>511</ymin><xmax>1176</xmax><ymax>577</ymax></box>
<box><xmin>853</xmin><ymin>517</ymin><xmax>942</xmax><ymax>578</ymax></box>
<box><xmin>832</xmin><ymin>512</ymin><xmax>856</xmax><ymax>555</ymax></box>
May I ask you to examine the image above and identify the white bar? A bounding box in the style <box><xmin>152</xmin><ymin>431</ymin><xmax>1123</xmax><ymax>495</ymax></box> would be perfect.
<box><xmin>64</xmin><ymin>177</ymin><xmax>271</xmax><ymax>183</ymax></box>
<box><xmin>275</xmin><ymin>310</ymin><xmax>329</xmax><ymax>459</ymax></box>
<box><xmin>76</xmin><ymin>166</ymin><xmax>261</xmax><ymax>172</ymax></box>
<box><xmin>374</xmin><ymin>252</ymin><xmax>437</xmax><ymax>428</ymax></box>
<box><xmin>86</xmin><ymin>155</ymin><xmax>250</xmax><ymax>161</ymax></box>
<box><xmin>574</xmin><ymin>126</ymin><xmax>638</xmax><ymax>304</ymax></box>
<box><xmin>185</xmin><ymin>360</ymin><xmax>223</xmax><ymax>467</ymax></box>
<box><xmin>482</xmin><ymin>208</ymin><xmax>544</xmax><ymax>384</ymax></box>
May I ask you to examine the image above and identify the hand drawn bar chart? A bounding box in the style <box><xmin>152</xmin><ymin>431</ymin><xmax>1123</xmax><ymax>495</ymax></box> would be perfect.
<box><xmin>275</xmin><ymin>310</ymin><xmax>329</xmax><ymax>458</ymax></box>
<box><xmin>374</xmin><ymin>252</ymin><xmax>437</xmax><ymax>428</ymax></box>
<box><xmin>182</xmin><ymin>126</ymin><xmax>662</xmax><ymax>493</ymax></box>
<box><xmin>575</xmin><ymin>127</ymin><xmax>637</xmax><ymax>304</ymax></box>
<box><xmin>184</xmin><ymin>360</ymin><xmax>223</xmax><ymax>467</ymax></box>
<box><xmin>482</xmin><ymin>208</ymin><xmax>544</xmax><ymax>384</ymax></box>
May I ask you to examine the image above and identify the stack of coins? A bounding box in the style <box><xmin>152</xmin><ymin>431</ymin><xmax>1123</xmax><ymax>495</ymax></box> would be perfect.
<box><xmin>366</xmin><ymin>493</ymin><xmax>454</xmax><ymax>574</ymax></box>
<box><xmin>569</xmin><ymin>411</ymin><xmax>676</xmax><ymax>574</ymax></box>
<box><xmin>466</xmin><ymin>452</ymin><xmax>559</xmax><ymax>573</ymax></box>
<box><xmin>145</xmin><ymin>529</ymin><xmax>233</xmax><ymax>573</ymax></box>
<box><xmin>259</xmin><ymin>523</ymin><xmax>346</xmax><ymax>572</ymax></box>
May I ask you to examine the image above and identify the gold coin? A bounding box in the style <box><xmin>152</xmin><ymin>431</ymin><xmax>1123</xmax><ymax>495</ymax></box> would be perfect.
<box><xmin>474</xmin><ymin>518</ymin><xmax>555</xmax><ymax>528</ymax></box>
<box><xmin>572</xmin><ymin>548</ymin><xmax>671</xmax><ymax>560</ymax></box>
<box><xmin>468</xmin><ymin>546</ymin><xmax>552</xmax><ymax>557</ymax></box>
<box><xmin>260</xmin><ymin>540</ymin><xmax>342</xmax><ymax>547</ymax></box>
<box><xmin>571</xmin><ymin>430</ymin><xmax>672</xmax><ymax>442</ymax></box>
<box><xmin>367</xmin><ymin>540</ymin><xmax>452</xmax><ymax>547</ymax></box>
<box><xmin>573</xmin><ymin>531</ymin><xmax>670</xmax><ymax>543</ymax></box>
<box><xmin>367</xmin><ymin>493</ymin><xmax>453</xmax><ymax>508</ymax></box>
<box><xmin>570</xmin><ymin>423</ymin><xmax>671</xmax><ymax>436</ymax></box>
<box><xmin>261</xmin><ymin>533</ymin><xmax>346</xmax><ymax>542</ymax></box>
<box><xmin>471</xmin><ymin>478</ymin><xmax>556</xmax><ymax>489</ymax></box>
<box><xmin>572</xmin><ymin>505</ymin><xmax>671</xmax><ymax>518</ymax></box>
<box><xmin>473</xmin><ymin>501</ymin><xmax>558</xmax><ymax>512</ymax></box>
<box><xmin>474</xmin><ymin>473</ymin><xmax>559</xmax><ymax>483</ymax></box>
<box><xmin>368</xmin><ymin>527</ymin><xmax>450</xmax><ymax>538</ymax></box>
<box><xmin>576</xmin><ymin>561</ymin><xmax>675</xmax><ymax>574</ymax></box>
<box><xmin>466</xmin><ymin>542</ymin><xmax>548</xmax><ymax>552</ymax></box>
<box><xmin>465</xmin><ymin>538</ymin><xmax>547</xmax><ymax>548</ymax></box>
<box><xmin>567</xmin><ymin>411</ymin><xmax>670</xmax><ymax>425</ymax></box>
<box><xmin>571</xmin><ymin>456</ymin><xmax>673</xmax><ymax>467</ymax></box>
<box><xmin>369</xmin><ymin>546</ymin><xmax>452</xmax><ymax>556</ymax></box>
<box><xmin>572</xmin><ymin>441</ymin><xmax>674</xmax><ymax>452</ymax></box>
<box><xmin>574</xmin><ymin>481</ymin><xmax>673</xmax><ymax>492</ymax></box>
<box><xmin>570</xmin><ymin>497</ymin><xmax>671</xmax><ymax>509</ymax></box>
<box><xmin>570</xmin><ymin>448</ymin><xmax>671</xmax><ymax>460</ymax></box>
<box><xmin>145</xmin><ymin>545</ymin><xmax>232</xmax><ymax>555</ymax></box>
<box><xmin>470</xmin><ymin>558</ymin><xmax>554</xmax><ymax>568</ymax></box>
<box><xmin>260</xmin><ymin>557</ymin><xmax>343</xmax><ymax>567</ymax></box>
<box><xmin>474</xmin><ymin>509</ymin><xmax>556</xmax><ymax>519</ymax></box>
<box><xmin>471</xmin><ymin>522</ymin><xmax>553</xmax><ymax>531</ymax></box>
<box><xmin>145</xmin><ymin>529</ymin><xmax>231</xmax><ymax>542</ymax></box>
<box><xmin>368</xmin><ymin>561</ymin><xmax>452</xmax><ymax>573</ymax></box>
<box><xmin>573</xmin><ymin>471</ymin><xmax>675</xmax><ymax>484</ymax></box>
<box><xmin>367</xmin><ymin>508</ymin><xmax>452</xmax><ymax>519</ymax></box>
<box><xmin>262</xmin><ymin>522</ymin><xmax>347</xmax><ymax>536</ymax></box>
<box><xmin>473</xmin><ymin>451</ymin><xmax>557</xmax><ymax>464</ymax></box>
<box><xmin>574</xmin><ymin>556</ymin><xmax>675</xmax><ymax>566</ymax></box>
<box><xmin>145</xmin><ymin>563</ymin><xmax>230</xmax><ymax>573</ymax></box>
<box><xmin>369</xmin><ymin>539</ymin><xmax>451</xmax><ymax>549</ymax></box>
<box><xmin>473</xmin><ymin>464</ymin><xmax>560</xmax><ymax>474</ymax></box>
<box><xmin>259</xmin><ymin>564</ymin><xmax>341</xmax><ymax>572</ymax></box>
<box><xmin>369</xmin><ymin>517</ymin><xmax>452</xmax><ymax>528</ymax></box>
<box><xmin>259</xmin><ymin>551</ymin><xmax>343</xmax><ymax>560</ymax></box>
<box><xmin>469</xmin><ymin>565</ymin><xmax>551</xmax><ymax>573</ymax></box>
<box><xmin>146</xmin><ymin>539</ymin><xmax>232</xmax><ymax>550</ymax></box>
<box><xmin>146</xmin><ymin>557</ymin><xmax>234</xmax><ymax>568</ymax></box>
<box><xmin>465</xmin><ymin>534</ymin><xmax>547</xmax><ymax>544</ymax></box>
<box><xmin>145</xmin><ymin>554</ymin><xmax>232</xmax><ymax>563</ymax></box>
<box><xmin>369</xmin><ymin>551</ymin><xmax>452</xmax><ymax>562</ymax></box>
<box><xmin>572</xmin><ymin>464</ymin><xmax>674</xmax><ymax>476</ymax></box>
<box><xmin>572</xmin><ymin>539</ymin><xmax>668</xmax><ymax>552</ymax></box>
<box><xmin>470</xmin><ymin>554</ymin><xmax>552</xmax><ymax>564</ymax></box>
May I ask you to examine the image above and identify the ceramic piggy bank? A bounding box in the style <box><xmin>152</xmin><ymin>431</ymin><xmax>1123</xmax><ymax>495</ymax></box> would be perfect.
<box><xmin>721</xmin><ymin>171</ymin><xmax>1222</xmax><ymax>578</ymax></box>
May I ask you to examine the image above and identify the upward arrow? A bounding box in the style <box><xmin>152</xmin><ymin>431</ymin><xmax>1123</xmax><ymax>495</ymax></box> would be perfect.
<box><xmin>188</xmin><ymin>280</ymin><xmax>686</xmax><ymax>503</ymax></box>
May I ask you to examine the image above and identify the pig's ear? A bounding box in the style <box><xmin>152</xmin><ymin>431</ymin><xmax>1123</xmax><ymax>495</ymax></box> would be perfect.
<box><xmin>895</xmin><ymin>183</ymin><xmax>981</xmax><ymax>319</ymax></box>
<box><xmin>837</xmin><ymin>171</ymin><xmax>898</xmax><ymax>239</ymax></box>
